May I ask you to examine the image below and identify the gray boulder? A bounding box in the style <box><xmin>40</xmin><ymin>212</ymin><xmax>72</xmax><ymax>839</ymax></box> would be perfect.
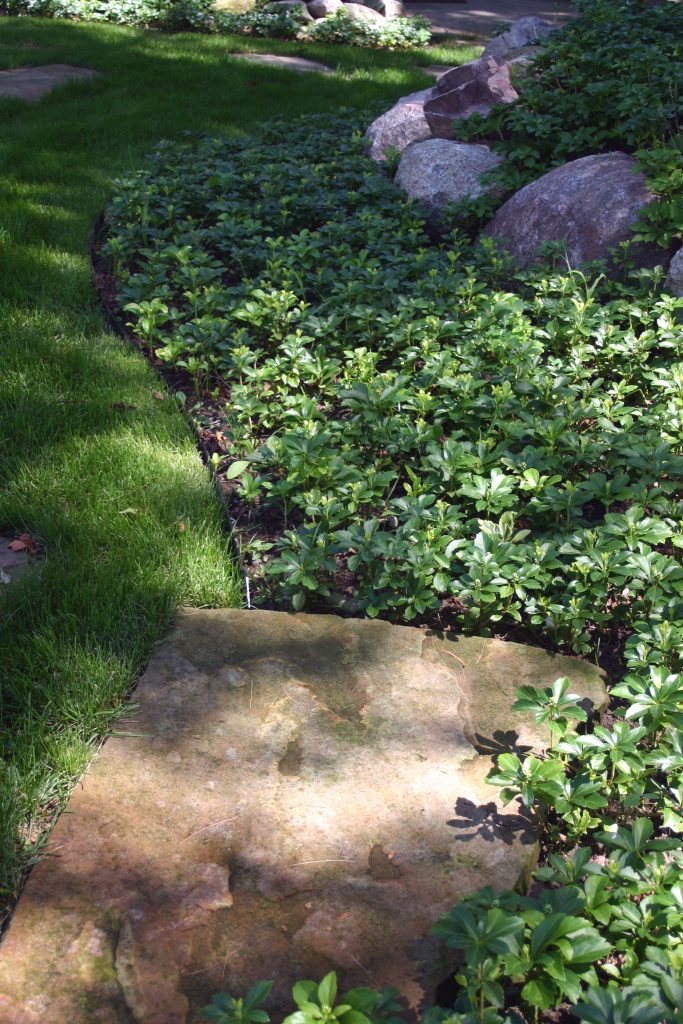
<box><xmin>275</xmin><ymin>0</ymin><xmax>314</xmax><ymax>18</ymax></box>
<box><xmin>395</xmin><ymin>138</ymin><xmax>504</xmax><ymax>216</ymax></box>
<box><xmin>483</xmin><ymin>16</ymin><xmax>558</xmax><ymax>61</ymax></box>
<box><xmin>665</xmin><ymin>247</ymin><xmax>683</xmax><ymax>296</ymax></box>
<box><xmin>307</xmin><ymin>0</ymin><xmax>343</xmax><ymax>15</ymax></box>
<box><xmin>365</xmin><ymin>89</ymin><xmax>433</xmax><ymax>162</ymax></box>
<box><xmin>343</xmin><ymin>2</ymin><xmax>384</xmax><ymax>23</ymax></box>
<box><xmin>381</xmin><ymin>0</ymin><xmax>406</xmax><ymax>17</ymax></box>
<box><xmin>483</xmin><ymin>152</ymin><xmax>665</xmax><ymax>269</ymax></box>
<box><xmin>424</xmin><ymin>55</ymin><xmax>518</xmax><ymax>139</ymax></box>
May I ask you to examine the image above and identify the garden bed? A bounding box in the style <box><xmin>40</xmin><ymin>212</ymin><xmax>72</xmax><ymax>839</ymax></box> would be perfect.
<box><xmin>97</xmin><ymin>105</ymin><xmax>683</xmax><ymax>654</ymax></box>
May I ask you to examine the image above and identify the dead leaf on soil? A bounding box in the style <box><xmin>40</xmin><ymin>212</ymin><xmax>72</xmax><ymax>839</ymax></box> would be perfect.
<box><xmin>8</xmin><ymin>533</ymin><xmax>39</xmax><ymax>555</ymax></box>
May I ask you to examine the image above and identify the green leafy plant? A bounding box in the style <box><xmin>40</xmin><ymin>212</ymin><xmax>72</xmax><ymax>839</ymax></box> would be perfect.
<box><xmin>203</xmin><ymin>980</ymin><xmax>273</xmax><ymax>1024</ymax></box>
<box><xmin>202</xmin><ymin>974</ymin><xmax>407</xmax><ymax>1024</ymax></box>
<box><xmin>307</xmin><ymin>9</ymin><xmax>431</xmax><ymax>50</ymax></box>
<box><xmin>6</xmin><ymin>0</ymin><xmax>432</xmax><ymax>47</ymax></box>
<box><xmin>511</xmin><ymin>677</ymin><xmax>588</xmax><ymax>748</ymax></box>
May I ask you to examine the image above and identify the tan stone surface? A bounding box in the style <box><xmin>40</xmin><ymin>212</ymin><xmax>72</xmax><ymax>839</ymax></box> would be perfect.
<box><xmin>0</xmin><ymin>65</ymin><xmax>97</xmax><ymax>103</ymax></box>
<box><xmin>0</xmin><ymin>609</ymin><xmax>606</xmax><ymax>1023</ymax></box>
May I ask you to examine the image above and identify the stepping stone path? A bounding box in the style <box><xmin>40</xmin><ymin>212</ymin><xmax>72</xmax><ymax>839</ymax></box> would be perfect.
<box><xmin>231</xmin><ymin>53</ymin><xmax>332</xmax><ymax>73</ymax></box>
<box><xmin>0</xmin><ymin>608</ymin><xmax>606</xmax><ymax>1023</ymax></box>
<box><xmin>0</xmin><ymin>64</ymin><xmax>97</xmax><ymax>103</ymax></box>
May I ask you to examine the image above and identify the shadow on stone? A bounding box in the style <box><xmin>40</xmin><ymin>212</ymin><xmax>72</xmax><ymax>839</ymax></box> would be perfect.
<box><xmin>447</xmin><ymin>797</ymin><xmax>536</xmax><ymax>846</ymax></box>
<box><xmin>462</xmin><ymin>729</ymin><xmax>532</xmax><ymax>759</ymax></box>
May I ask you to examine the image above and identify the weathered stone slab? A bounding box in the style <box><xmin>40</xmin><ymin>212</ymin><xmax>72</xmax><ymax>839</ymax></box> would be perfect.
<box><xmin>0</xmin><ymin>65</ymin><xmax>97</xmax><ymax>103</ymax></box>
<box><xmin>0</xmin><ymin>609</ymin><xmax>606</xmax><ymax>1023</ymax></box>
<box><xmin>231</xmin><ymin>53</ymin><xmax>331</xmax><ymax>73</ymax></box>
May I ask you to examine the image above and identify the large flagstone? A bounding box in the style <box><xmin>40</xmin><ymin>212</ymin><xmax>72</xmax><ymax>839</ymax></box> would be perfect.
<box><xmin>0</xmin><ymin>609</ymin><xmax>606</xmax><ymax>1023</ymax></box>
<box><xmin>0</xmin><ymin>65</ymin><xmax>97</xmax><ymax>103</ymax></box>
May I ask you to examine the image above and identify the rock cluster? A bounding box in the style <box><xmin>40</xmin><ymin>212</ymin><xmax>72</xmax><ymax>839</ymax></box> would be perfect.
<box><xmin>365</xmin><ymin>16</ymin><xmax>555</xmax><ymax>162</ymax></box>
<box><xmin>366</xmin><ymin>16</ymin><xmax>676</xmax><ymax>274</ymax></box>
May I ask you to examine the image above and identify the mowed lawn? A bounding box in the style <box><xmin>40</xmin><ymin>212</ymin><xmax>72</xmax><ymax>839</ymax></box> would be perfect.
<box><xmin>0</xmin><ymin>14</ymin><xmax>479</xmax><ymax>922</ymax></box>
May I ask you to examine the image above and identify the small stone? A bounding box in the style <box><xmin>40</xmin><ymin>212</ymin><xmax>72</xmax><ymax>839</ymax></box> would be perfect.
<box><xmin>0</xmin><ymin>536</ymin><xmax>40</xmax><ymax>590</ymax></box>
<box><xmin>395</xmin><ymin>138</ymin><xmax>504</xmax><ymax>215</ymax></box>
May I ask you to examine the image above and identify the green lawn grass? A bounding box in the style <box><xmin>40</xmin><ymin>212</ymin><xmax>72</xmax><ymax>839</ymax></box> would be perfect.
<box><xmin>0</xmin><ymin>14</ymin><xmax>480</xmax><ymax>923</ymax></box>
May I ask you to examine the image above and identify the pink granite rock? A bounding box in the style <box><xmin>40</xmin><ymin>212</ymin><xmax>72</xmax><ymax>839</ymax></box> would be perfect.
<box><xmin>423</xmin><ymin>55</ymin><xmax>518</xmax><ymax>140</ymax></box>
<box><xmin>483</xmin><ymin>152</ymin><xmax>669</xmax><ymax>270</ymax></box>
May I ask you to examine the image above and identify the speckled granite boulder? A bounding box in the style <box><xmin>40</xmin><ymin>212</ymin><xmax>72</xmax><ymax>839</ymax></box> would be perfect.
<box><xmin>483</xmin><ymin>16</ymin><xmax>558</xmax><ymax>61</ymax></box>
<box><xmin>0</xmin><ymin>609</ymin><xmax>606</xmax><ymax>1023</ymax></box>
<box><xmin>343</xmin><ymin>2</ymin><xmax>384</xmax><ymax>23</ymax></box>
<box><xmin>483</xmin><ymin>152</ymin><xmax>668</xmax><ymax>270</ymax></box>
<box><xmin>396</xmin><ymin>138</ymin><xmax>504</xmax><ymax>215</ymax></box>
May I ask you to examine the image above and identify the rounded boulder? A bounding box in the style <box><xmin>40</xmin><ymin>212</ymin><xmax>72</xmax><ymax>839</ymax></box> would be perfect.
<box><xmin>395</xmin><ymin>138</ymin><xmax>504</xmax><ymax>215</ymax></box>
<box><xmin>365</xmin><ymin>89</ymin><xmax>433</xmax><ymax>162</ymax></box>
<box><xmin>482</xmin><ymin>152</ymin><xmax>667</xmax><ymax>269</ymax></box>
